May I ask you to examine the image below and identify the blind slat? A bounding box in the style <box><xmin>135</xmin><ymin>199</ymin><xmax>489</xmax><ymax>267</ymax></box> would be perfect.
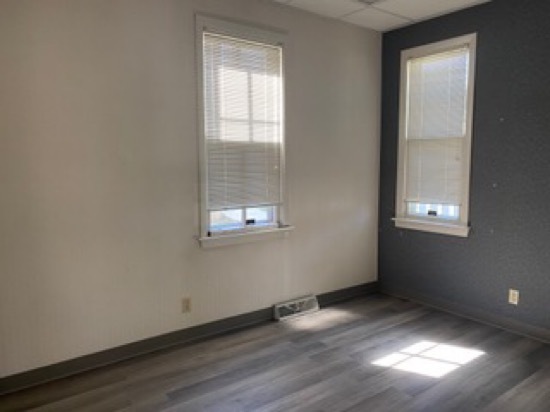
<box><xmin>405</xmin><ymin>47</ymin><xmax>469</xmax><ymax>205</ymax></box>
<box><xmin>407</xmin><ymin>47</ymin><xmax>469</xmax><ymax>140</ymax></box>
<box><xmin>406</xmin><ymin>138</ymin><xmax>463</xmax><ymax>204</ymax></box>
<box><xmin>203</xmin><ymin>33</ymin><xmax>283</xmax><ymax>211</ymax></box>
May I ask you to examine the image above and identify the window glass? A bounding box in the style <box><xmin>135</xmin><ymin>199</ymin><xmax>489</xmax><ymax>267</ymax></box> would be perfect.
<box><xmin>210</xmin><ymin>209</ymin><xmax>244</xmax><ymax>232</ymax></box>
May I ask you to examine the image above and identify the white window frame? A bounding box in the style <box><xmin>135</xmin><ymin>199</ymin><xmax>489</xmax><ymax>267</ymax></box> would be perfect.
<box><xmin>196</xmin><ymin>15</ymin><xmax>292</xmax><ymax>248</ymax></box>
<box><xmin>394</xmin><ymin>33</ymin><xmax>477</xmax><ymax>238</ymax></box>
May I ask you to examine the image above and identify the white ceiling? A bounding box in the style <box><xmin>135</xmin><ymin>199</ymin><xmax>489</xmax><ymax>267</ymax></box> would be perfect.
<box><xmin>273</xmin><ymin>0</ymin><xmax>491</xmax><ymax>32</ymax></box>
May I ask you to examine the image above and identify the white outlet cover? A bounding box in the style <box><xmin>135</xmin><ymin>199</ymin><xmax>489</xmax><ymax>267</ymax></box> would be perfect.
<box><xmin>508</xmin><ymin>289</ymin><xmax>519</xmax><ymax>305</ymax></box>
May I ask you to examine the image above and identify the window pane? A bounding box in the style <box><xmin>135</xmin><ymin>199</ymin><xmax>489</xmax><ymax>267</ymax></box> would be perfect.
<box><xmin>252</xmin><ymin>122</ymin><xmax>280</xmax><ymax>143</ymax></box>
<box><xmin>406</xmin><ymin>138</ymin><xmax>463</xmax><ymax>204</ymax></box>
<box><xmin>407</xmin><ymin>202</ymin><xmax>460</xmax><ymax>221</ymax></box>
<box><xmin>252</xmin><ymin>72</ymin><xmax>281</xmax><ymax>123</ymax></box>
<box><xmin>246</xmin><ymin>206</ymin><xmax>275</xmax><ymax>225</ymax></box>
<box><xmin>219</xmin><ymin>64</ymin><xmax>249</xmax><ymax>121</ymax></box>
<box><xmin>220</xmin><ymin>119</ymin><xmax>249</xmax><ymax>142</ymax></box>
<box><xmin>210</xmin><ymin>209</ymin><xmax>243</xmax><ymax>232</ymax></box>
<box><xmin>407</xmin><ymin>48</ymin><xmax>469</xmax><ymax>140</ymax></box>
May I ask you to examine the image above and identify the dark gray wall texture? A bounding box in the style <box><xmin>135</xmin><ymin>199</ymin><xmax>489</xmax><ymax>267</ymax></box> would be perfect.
<box><xmin>380</xmin><ymin>0</ymin><xmax>550</xmax><ymax>335</ymax></box>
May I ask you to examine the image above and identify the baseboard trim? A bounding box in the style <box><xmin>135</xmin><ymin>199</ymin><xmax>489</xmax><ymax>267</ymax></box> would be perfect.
<box><xmin>0</xmin><ymin>281</ymin><xmax>378</xmax><ymax>395</ymax></box>
<box><xmin>318</xmin><ymin>282</ymin><xmax>379</xmax><ymax>307</ymax></box>
<box><xmin>381</xmin><ymin>287</ymin><xmax>550</xmax><ymax>345</ymax></box>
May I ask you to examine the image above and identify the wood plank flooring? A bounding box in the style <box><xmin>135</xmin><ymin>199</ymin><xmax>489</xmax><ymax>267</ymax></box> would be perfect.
<box><xmin>1</xmin><ymin>294</ymin><xmax>549</xmax><ymax>412</ymax></box>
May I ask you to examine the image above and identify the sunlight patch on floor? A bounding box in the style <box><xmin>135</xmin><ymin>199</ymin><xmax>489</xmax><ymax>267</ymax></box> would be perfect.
<box><xmin>372</xmin><ymin>340</ymin><xmax>485</xmax><ymax>378</ymax></box>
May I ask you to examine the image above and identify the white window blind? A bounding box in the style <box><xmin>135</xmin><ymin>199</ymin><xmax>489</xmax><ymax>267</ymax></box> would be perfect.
<box><xmin>203</xmin><ymin>33</ymin><xmax>283</xmax><ymax>211</ymax></box>
<box><xmin>405</xmin><ymin>47</ymin><xmax>470</xmax><ymax>205</ymax></box>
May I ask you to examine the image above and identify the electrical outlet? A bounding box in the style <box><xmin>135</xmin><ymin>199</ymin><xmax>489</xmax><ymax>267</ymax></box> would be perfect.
<box><xmin>508</xmin><ymin>289</ymin><xmax>519</xmax><ymax>305</ymax></box>
<box><xmin>182</xmin><ymin>297</ymin><xmax>192</xmax><ymax>313</ymax></box>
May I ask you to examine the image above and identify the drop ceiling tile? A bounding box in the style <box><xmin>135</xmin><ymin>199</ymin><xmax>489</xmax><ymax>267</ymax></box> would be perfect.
<box><xmin>343</xmin><ymin>6</ymin><xmax>411</xmax><ymax>31</ymax></box>
<box><xmin>376</xmin><ymin>0</ymin><xmax>490</xmax><ymax>21</ymax></box>
<box><xmin>288</xmin><ymin>0</ymin><xmax>365</xmax><ymax>18</ymax></box>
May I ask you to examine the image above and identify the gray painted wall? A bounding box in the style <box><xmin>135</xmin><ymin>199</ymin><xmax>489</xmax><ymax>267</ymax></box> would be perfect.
<box><xmin>380</xmin><ymin>0</ymin><xmax>550</xmax><ymax>334</ymax></box>
<box><xmin>0</xmin><ymin>0</ymin><xmax>380</xmax><ymax>377</ymax></box>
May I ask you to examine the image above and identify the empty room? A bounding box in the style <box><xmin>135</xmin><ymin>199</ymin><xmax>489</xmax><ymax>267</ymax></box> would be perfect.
<box><xmin>1</xmin><ymin>0</ymin><xmax>549</xmax><ymax>410</ymax></box>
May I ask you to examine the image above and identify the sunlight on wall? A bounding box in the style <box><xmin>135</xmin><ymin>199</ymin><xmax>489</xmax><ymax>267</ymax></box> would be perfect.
<box><xmin>372</xmin><ymin>340</ymin><xmax>485</xmax><ymax>378</ymax></box>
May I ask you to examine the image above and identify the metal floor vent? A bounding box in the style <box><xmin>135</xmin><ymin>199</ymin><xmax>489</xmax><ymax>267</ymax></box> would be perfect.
<box><xmin>273</xmin><ymin>295</ymin><xmax>320</xmax><ymax>320</ymax></box>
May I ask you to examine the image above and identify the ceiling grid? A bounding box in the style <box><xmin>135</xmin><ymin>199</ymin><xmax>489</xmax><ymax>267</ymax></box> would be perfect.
<box><xmin>273</xmin><ymin>0</ymin><xmax>491</xmax><ymax>31</ymax></box>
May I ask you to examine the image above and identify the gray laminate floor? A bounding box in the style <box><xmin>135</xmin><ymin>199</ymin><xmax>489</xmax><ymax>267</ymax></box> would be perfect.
<box><xmin>1</xmin><ymin>294</ymin><xmax>549</xmax><ymax>412</ymax></box>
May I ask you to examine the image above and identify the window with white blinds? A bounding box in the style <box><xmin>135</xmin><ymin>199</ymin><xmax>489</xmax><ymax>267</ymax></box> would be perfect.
<box><xmin>395</xmin><ymin>34</ymin><xmax>476</xmax><ymax>237</ymax></box>
<box><xmin>198</xmin><ymin>17</ymin><xmax>286</xmax><ymax>238</ymax></box>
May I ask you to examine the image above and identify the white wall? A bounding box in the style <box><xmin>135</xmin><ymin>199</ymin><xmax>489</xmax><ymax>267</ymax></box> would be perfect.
<box><xmin>0</xmin><ymin>0</ymin><xmax>380</xmax><ymax>377</ymax></box>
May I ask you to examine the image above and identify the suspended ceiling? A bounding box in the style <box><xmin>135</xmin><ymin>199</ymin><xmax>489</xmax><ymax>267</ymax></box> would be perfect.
<box><xmin>272</xmin><ymin>0</ymin><xmax>491</xmax><ymax>32</ymax></box>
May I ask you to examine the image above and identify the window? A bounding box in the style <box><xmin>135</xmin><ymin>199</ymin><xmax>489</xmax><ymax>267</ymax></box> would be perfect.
<box><xmin>394</xmin><ymin>34</ymin><xmax>477</xmax><ymax>237</ymax></box>
<box><xmin>197</xmin><ymin>16</ymin><xmax>290</xmax><ymax>246</ymax></box>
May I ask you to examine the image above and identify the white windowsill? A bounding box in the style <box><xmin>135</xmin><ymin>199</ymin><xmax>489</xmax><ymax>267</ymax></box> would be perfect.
<box><xmin>199</xmin><ymin>225</ymin><xmax>294</xmax><ymax>248</ymax></box>
<box><xmin>393</xmin><ymin>217</ymin><xmax>470</xmax><ymax>237</ymax></box>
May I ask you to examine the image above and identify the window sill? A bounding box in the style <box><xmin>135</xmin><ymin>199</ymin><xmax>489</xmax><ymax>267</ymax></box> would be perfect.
<box><xmin>393</xmin><ymin>217</ymin><xmax>470</xmax><ymax>237</ymax></box>
<box><xmin>199</xmin><ymin>225</ymin><xmax>294</xmax><ymax>248</ymax></box>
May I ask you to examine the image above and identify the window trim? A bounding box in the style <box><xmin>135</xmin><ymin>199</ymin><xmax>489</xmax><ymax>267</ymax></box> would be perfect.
<box><xmin>394</xmin><ymin>33</ymin><xmax>477</xmax><ymax>238</ymax></box>
<box><xmin>196</xmin><ymin>15</ymin><xmax>290</xmax><ymax>247</ymax></box>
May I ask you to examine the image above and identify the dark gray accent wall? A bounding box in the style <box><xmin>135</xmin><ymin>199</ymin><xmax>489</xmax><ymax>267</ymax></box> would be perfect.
<box><xmin>380</xmin><ymin>0</ymin><xmax>550</xmax><ymax>334</ymax></box>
